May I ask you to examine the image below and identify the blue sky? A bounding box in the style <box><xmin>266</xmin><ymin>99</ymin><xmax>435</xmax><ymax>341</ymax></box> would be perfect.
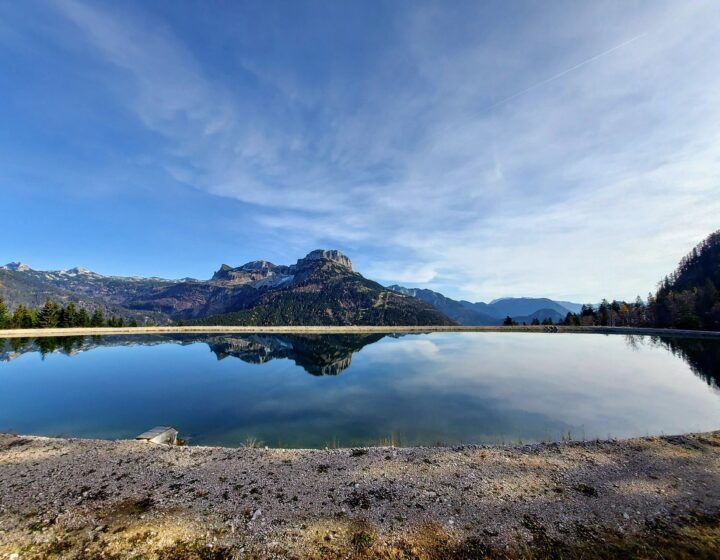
<box><xmin>1</xmin><ymin>0</ymin><xmax>719</xmax><ymax>302</ymax></box>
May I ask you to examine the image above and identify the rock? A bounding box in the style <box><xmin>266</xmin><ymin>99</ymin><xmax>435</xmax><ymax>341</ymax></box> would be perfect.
<box><xmin>298</xmin><ymin>250</ymin><xmax>353</xmax><ymax>270</ymax></box>
<box><xmin>2</xmin><ymin>262</ymin><xmax>31</xmax><ymax>272</ymax></box>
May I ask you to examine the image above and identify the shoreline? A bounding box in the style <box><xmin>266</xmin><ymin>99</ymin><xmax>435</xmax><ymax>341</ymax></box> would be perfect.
<box><xmin>1</xmin><ymin>431</ymin><xmax>719</xmax><ymax>558</ymax></box>
<box><xmin>1</xmin><ymin>324</ymin><xmax>720</xmax><ymax>339</ymax></box>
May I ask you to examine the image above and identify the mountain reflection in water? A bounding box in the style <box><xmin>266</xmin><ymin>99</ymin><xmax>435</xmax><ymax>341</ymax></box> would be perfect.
<box><xmin>1</xmin><ymin>332</ymin><xmax>720</xmax><ymax>447</ymax></box>
<box><xmin>0</xmin><ymin>333</ymin><xmax>387</xmax><ymax>376</ymax></box>
<box><xmin>1</xmin><ymin>332</ymin><xmax>719</xmax><ymax>388</ymax></box>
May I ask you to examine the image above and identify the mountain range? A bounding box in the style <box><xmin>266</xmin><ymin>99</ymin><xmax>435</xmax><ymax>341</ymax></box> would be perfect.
<box><xmin>387</xmin><ymin>286</ymin><xmax>580</xmax><ymax>325</ymax></box>
<box><xmin>0</xmin><ymin>250</ymin><xmax>452</xmax><ymax>326</ymax></box>
<box><xmin>1</xmin><ymin>250</ymin><xmax>581</xmax><ymax>326</ymax></box>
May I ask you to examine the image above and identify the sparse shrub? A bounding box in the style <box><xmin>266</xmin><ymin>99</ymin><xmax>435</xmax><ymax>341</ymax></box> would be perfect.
<box><xmin>351</xmin><ymin>529</ymin><xmax>375</xmax><ymax>551</ymax></box>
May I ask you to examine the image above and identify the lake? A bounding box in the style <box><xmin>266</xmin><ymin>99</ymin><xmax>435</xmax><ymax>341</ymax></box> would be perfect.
<box><xmin>1</xmin><ymin>332</ymin><xmax>719</xmax><ymax>448</ymax></box>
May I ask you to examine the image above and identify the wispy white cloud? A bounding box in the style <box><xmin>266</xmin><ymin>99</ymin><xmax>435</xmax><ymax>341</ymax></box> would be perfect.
<box><xmin>50</xmin><ymin>0</ymin><xmax>720</xmax><ymax>301</ymax></box>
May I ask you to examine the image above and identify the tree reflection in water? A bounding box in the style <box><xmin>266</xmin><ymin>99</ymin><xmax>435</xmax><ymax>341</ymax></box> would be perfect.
<box><xmin>0</xmin><ymin>333</ymin><xmax>388</xmax><ymax>375</ymax></box>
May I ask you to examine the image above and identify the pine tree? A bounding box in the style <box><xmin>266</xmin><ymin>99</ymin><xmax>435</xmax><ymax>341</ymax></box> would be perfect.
<box><xmin>90</xmin><ymin>309</ymin><xmax>105</xmax><ymax>327</ymax></box>
<box><xmin>77</xmin><ymin>308</ymin><xmax>90</xmax><ymax>328</ymax></box>
<box><xmin>58</xmin><ymin>302</ymin><xmax>78</xmax><ymax>328</ymax></box>
<box><xmin>129</xmin><ymin>319</ymin><xmax>138</xmax><ymax>327</ymax></box>
<box><xmin>37</xmin><ymin>298</ymin><xmax>60</xmax><ymax>328</ymax></box>
<box><xmin>0</xmin><ymin>297</ymin><xmax>8</xmax><ymax>329</ymax></box>
<box><xmin>12</xmin><ymin>305</ymin><xmax>35</xmax><ymax>329</ymax></box>
<box><xmin>598</xmin><ymin>299</ymin><xmax>610</xmax><ymax>326</ymax></box>
<box><xmin>502</xmin><ymin>315</ymin><xmax>514</xmax><ymax>326</ymax></box>
<box><xmin>700</xmin><ymin>279</ymin><xmax>718</xmax><ymax>323</ymax></box>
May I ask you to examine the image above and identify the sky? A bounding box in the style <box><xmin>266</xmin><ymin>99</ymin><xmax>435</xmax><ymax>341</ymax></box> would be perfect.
<box><xmin>1</xmin><ymin>0</ymin><xmax>719</xmax><ymax>303</ymax></box>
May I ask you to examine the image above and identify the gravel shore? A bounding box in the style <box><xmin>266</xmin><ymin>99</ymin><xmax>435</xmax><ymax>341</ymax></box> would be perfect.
<box><xmin>1</xmin><ymin>431</ymin><xmax>719</xmax><ymax>558</ymax></box>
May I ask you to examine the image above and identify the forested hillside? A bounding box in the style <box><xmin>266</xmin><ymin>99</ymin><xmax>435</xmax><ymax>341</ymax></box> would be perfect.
<box><xmin>652</xmin><ymin>230</ymin><xmax>720</xmax><ymax>330</ymax></box>
<box><xmin>556</xmin><ymin>229</ymin><xmax>720</xmax><ymax>331</ymax></box>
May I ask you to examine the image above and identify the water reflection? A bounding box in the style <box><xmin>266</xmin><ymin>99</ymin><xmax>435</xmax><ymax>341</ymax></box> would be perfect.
<box><xmin>653</xmin><ymin>337</ymin><xmax>720</xmax><ymax>390</ymax></box>
<box><xmin>3</xmin><ymin>333</ymin><xmax>720</xmax><ymax>388</ymax></box>
<box><xmin>622</xmin><ymin>334</ymin><xmax>720</xmax><ymax>390</ymax></box>
<box><xmin>1</xmin><ymin>333</ymin><xmax>719</xmax><ymax>447</ymax></box>
<box><xmin>0</xmin><ymin>333</ymin><xmax>387</xmax><ymax>376</ymax></box>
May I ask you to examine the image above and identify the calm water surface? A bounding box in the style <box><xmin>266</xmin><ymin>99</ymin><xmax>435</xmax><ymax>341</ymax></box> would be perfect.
<box><xmin>1</xmin><ymin>332</ymin><xmax>719</xmax><ymax>447</ymax></box>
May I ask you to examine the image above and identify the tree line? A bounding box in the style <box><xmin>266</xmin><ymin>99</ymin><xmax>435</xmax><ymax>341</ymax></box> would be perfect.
<box><xmin>0</xmin><ymin>297</ymin><xmax>138</xmax><ymax>329</ymax></box>
<box><xmin>503</xmin><ymin>229</ymin><xmax>720</xmax><ymax>331</ymax></box>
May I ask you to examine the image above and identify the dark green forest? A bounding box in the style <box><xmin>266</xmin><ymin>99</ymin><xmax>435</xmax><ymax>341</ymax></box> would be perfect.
<box><xmin>0</xmin><ymin>297</ymin><xmax>137</xmax><ymax>330</ymax></box>
<box><xmin>652</xmin><ymin>230</ymin><xmax>720</xmax><ymax>330</ymax></box>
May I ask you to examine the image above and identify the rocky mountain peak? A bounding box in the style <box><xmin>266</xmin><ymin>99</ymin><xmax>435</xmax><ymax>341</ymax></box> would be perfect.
<box><xmin>66</xmin><ymin>266</ymin><xmax>91</xmax><ymax>275</ymax></box>
<box><xmin>239</xmin><ymin>260</ymin><xmax>275</xmax><ymax>271</ymax></box>
<box><xmin>298</xmin><ymin>250</ymin><xmax>352</xmax><ymax>270</ymax></box>
<box><xmin>212</xmin><ymin>264</ymin><xmax>234</xmax><ymax>280</ymax></box>
<box><xmin>2</xmin><ymin>262</ymin><xmax>31</xmax><ymax>272</ymax></box>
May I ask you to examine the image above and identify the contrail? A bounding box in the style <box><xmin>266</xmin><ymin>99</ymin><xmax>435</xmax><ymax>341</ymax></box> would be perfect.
<box><xmin>488</xmin><ymin>32</ymin><xmax>648</xmax><ymax>110</ymax></box>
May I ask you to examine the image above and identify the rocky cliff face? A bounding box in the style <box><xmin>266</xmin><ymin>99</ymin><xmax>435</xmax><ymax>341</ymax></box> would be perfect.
<box><xmin>210</xmin><ymin>260</ymin><xmax>292</xmax><ymax>288</ymax></box>
<box><xmin>297</xmin><ymin>250</ymin><xmax>352</xmax><ymax>270</ymax></box>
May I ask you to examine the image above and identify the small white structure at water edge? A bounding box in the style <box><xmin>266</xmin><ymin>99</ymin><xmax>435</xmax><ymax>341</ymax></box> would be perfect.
<box><xmin>135</xmin><ymin>426</ymin><xmax>178</xmax><ymax>445</ymax></box>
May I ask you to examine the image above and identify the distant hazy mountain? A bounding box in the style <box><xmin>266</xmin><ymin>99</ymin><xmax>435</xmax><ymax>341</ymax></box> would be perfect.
<box><xmin>476</xmin><ymin>297</ymin><xmax>576</xmax><ymax>319</ymax></box>
<box><xmin>388</xmin><ymin>287</ymin><xmax>580</xmax><ymax>325</ymax></box>
<box><xmin>553</xmin><ymin>301</ymin><xmax>584</xmax><ymax>314</ymax></box>
<box><xmin>511</xmin><ymin>308</ymin><xmax>567</xmax><ymax>325</ymax></box>
<box><xmin>1</xmin><ymin>250</ymin><xmax>454</xmax><ymax>327</ymax></box>
<box><xmin>387</xmin><ymin>286</ymin><xmax>500</xmax><ymax>325</ymax></box>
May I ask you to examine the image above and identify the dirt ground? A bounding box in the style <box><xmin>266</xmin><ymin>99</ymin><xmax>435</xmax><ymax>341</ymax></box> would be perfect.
<box><xmin>1</xmin><ymin>431</ymin><xmax>719</xmax><ymax>559</ymax></box>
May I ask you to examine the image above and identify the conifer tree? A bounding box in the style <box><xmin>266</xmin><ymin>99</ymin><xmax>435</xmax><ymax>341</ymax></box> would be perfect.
<box><xmin>90</xmin><ymin>309</ymin><xmax>105</xmax><ymax>327</ymax></box>
<box><xmin>37</xmin><ymin>298</ymin><xmax>60</xmax><ymax>328</ymax></box>
<box><xmin>58</xmin><ymin>302</ymin><xmax>78</xmax><ymax>328</ymax></box>
<box><xmin>77</xmin><ymin>308</ymin><xmax>90</xmax><ymax>328</ymax></box>
<box><xmin>12</xmin><ymin>305</ymin><xmax>35</xmax><ymax>329</ymax></box>
<box><xmin>0</xmin><ymin>297</ymin><xmax>8</xmax><ymax>329</ymax></box>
